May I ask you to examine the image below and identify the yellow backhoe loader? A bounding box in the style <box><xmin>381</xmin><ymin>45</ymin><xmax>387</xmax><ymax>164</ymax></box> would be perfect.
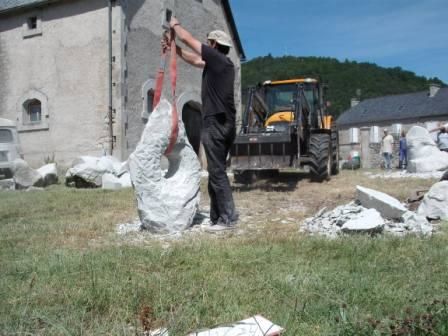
<box><xmin>230</xmin><ymin>78</ymin><xmax>339</xmax><ymax>183</ymax></box>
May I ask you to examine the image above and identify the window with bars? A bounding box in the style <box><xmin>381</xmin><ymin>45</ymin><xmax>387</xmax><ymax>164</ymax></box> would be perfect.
<box><xmin>392</xmin><ymin>123</ymin><xmax>402</xmax><ymax>139</ymax></box>
<box><xmin>370</xmin><ymin>126</ymin><xmax>380</xmax><ymax>143</ymax></box>
<box><xmin>23</xmin><ymin>14</ymin><xmax>42</xmax><ymax>38</ymax></box>
<box><xmin>26</xmin><ymin>99</ymin><xmax>42</xmax><ymax>124</ymax></box>
<box><xmin>349</xmin><ymin>127</ymin><xmax>359</xmax><ymax>144</ymax></box>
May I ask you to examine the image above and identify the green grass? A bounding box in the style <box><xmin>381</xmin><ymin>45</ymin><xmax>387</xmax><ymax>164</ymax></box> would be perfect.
<box><xmin>1</xmin><ymin>179</ymin><xmax>448</xmax><ymax>335</ymax></box>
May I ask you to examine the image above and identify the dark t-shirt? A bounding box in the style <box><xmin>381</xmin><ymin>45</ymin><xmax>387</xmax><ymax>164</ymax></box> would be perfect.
<box><xmin>201</xmin><ymin>44</ymin><xmax>236</xmax><ymax>120</ymax></box>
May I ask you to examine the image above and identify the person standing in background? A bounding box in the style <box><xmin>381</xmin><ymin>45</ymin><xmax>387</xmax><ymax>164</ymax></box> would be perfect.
<box><xmin>381</xmin><ymin>128</ymin><xmax>394</xmax><ymax>170</ymax></box>
<box><xmin>399</xmin><ymin>130</ymin><xmax>407</xmax><ymax>169</ymax></box>
<box><xmin>437</xmin><ymin>124</ymin><xmax>448</xmax><ymax>152</ymax></box>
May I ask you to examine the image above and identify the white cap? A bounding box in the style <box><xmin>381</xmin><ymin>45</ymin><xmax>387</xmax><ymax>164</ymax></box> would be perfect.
<box><xmin>207</xmin><ymin>30</ymin><xmax>232</xmax><ymax>47</ymax></box>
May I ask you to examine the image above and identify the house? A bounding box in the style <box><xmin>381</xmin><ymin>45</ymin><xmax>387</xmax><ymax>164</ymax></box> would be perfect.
<box><xmin>0</xmin><ymin>0</ymin><xmax>245</xmax><ymax>167</ymax></box>
<box><xmin>336</xmin><ymin>84</ymin><xmax>448</xmax><ymax>168</ymax></box>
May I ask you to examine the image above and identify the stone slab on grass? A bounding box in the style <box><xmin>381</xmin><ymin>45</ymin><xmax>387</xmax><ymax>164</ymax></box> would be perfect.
<box><xmin>356</xmin><ymin>185</ymin><xmax>407</xmax><ymax>219</ymax></box>
<box><xmin>341</xmin><ymin>208</ymin><xmax>385</xmax><ymax>233</ymax></box>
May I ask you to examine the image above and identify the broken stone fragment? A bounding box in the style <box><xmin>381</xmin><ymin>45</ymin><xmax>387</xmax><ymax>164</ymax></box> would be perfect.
<box><xmin>401</xmin><ymin>211</ymin><xmax>432</xmax><ymax>235</ymax></box>
<box><xmin>341</xmin><ymin>208</ymin><xmax>385</xmax><ymax>233</ymax></box>
<box><xmin>417</xmin><ymin>181</ymin><xmax>448</xmax><ymax>220</ymax></box>
<box><xmin>356</xmin><ymin>185</ymin><xmax>407</xmax><ymax>219</ymax></box>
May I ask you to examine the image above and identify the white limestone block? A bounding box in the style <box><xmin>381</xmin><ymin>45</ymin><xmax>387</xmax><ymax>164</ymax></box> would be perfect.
<box><xmin>128</xmin><ymin>99</ymin><xmax>201</xmax><ymax>233</ymax></box>
<box><xmin>417</xmin><ymin>181</ymin><xmax>448</xmax><ymax>220</ymax></box>
<box><xmin>341</xmin><ymin>208</ymin><xmax>385</xmax><ymax>233</ymax></box>
<box><xmin>66</xmin><ymin>156</ymin><xmax>115</xmax><ymax>187</ymax></box>
<box><xmin>118</xmin><ymin>172</ymin><xmax>132</xmax><ymax>188</ymax></box>
<box><xmin>356</xmin><ymin>185</ymin><xmax>407</xmax><ymax>219</ymax></box>
<box><xmin>37</xmin><ymin>163</ymin><xmax>58</xmax><ymax>186</ymax></box>
<box><xmin>12</xmin><ymin>159</ymin><xmax>44</xmax><ymax>189</ymax></box>
<box><xmin>401</xmin><ymin>211</ymin><xmax>433</xmax><ymax>235</ymax></box>
<box><xmin>407</xmin><ymin>126</ymin><xmax>448</xmax><ymax>173</ymax></box>
<box><xmin>102</xmin><ymin>173</ymin><xmax>123</xmax><ymax>190</ymax></box>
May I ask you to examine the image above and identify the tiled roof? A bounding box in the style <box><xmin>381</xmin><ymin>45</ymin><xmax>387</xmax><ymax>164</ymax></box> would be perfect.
<box><xmin>0</xmin><ymin>0</ymin><xmax>58</xmax><ymax>13</ymax></box>
<box><xmin>337</xmin><ymin>87</ymin><xmax>448</xmax><ymax>127</ymax></box>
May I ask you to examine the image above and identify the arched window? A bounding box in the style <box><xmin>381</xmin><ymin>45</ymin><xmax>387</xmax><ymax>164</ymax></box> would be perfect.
<box><xmin>17</xmin><ymin>90</ymin><xmax>49</xmax><ymax>132</ymax></box>
<box><xmin>26</xmin><ymin>99</ymin><xmax>42</xmax><ymax>123</ymax></box>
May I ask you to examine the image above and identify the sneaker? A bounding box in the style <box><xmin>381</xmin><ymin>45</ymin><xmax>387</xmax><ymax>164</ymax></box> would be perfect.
<box><xmin>204</xmin><ymin>224</ymin><xmax>236</xmax><ymax>233</ymax></box>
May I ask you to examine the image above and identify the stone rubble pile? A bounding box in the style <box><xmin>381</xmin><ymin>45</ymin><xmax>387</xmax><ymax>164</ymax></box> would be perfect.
<box><xmin>301</xmin><ymin>185</ymin><xmax>434</xmax><ymax>237</ymax></box>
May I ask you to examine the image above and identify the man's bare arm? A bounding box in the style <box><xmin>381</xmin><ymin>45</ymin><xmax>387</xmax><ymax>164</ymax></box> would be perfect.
<box><xmin>170</xmin><ymin>17</ymin><xmax>204</xmax><ymax>57</ymax></box>
<box><xmin>175</xmin><ymin>45</ymin><xmax>205</xmax><ymax>68</ymax></box>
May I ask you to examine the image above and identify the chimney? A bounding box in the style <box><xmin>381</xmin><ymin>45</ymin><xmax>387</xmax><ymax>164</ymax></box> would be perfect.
<box><xmin>351</xmin><ymin>98</ymin><xmax>360</xmax><ymax>107</ymax></box>
<box><xmin>429</xmin><ymin>83</ymin><xmax>440</xmax><ymax>98</ymax></box>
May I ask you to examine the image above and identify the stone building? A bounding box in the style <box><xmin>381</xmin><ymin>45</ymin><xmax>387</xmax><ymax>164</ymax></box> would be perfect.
<box><xmin>337</xmin><ymin>84</ymin><xmax>448</xmax><ymax>168</ymax></box>
<box><xmin>0</xmin><ymin>0</ymin><xmax>245</xmax><ymax>167</ymax></box>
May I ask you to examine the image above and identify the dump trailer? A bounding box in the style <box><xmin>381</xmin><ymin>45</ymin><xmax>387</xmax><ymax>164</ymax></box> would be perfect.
<box><xmin>230</xmin><ymin>78</ymin><xmax>339</xmax><ymax>183</ymax></box>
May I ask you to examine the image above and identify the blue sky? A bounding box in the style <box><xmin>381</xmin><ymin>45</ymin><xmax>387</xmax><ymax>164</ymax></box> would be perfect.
<box><xmin>229</xmin><ymin>0</ymin><xmax>448</xmax><ymax>83</ymax></box>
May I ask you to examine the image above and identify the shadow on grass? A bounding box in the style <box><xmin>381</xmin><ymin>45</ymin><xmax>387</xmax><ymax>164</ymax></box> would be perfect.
<box><xmin>232</xmin><ymin>171</ymin><xmax>309</xmax><ymax>192</ymax></box>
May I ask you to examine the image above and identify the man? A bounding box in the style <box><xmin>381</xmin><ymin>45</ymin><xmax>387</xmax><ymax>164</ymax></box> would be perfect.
<box><xmin>381</xmin><ymin>128</ymin><xmax>394</xmax><ymax>170</ymax></box>
<box><xmin>437</xmin><ymin>124</ymin><xmax>448</xmax><ymax>152</ymax></box>
<box><xmin>162</xmin><ymin>17</ymin><xmax>238</xmax><ymax>230</ymax></box>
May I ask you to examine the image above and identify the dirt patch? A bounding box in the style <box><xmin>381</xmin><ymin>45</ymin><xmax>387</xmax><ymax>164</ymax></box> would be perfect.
<box><xmin>116</xmin><ymin>170</ymin><xmax>439</xmax><ymax>243</ymax></box>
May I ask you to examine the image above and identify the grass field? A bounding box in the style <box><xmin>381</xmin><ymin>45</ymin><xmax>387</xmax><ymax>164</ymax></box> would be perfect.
<box><xmin>1</xmin><ymin>170</ymin><xmax>447</xmax><ymax>335</ymax></box>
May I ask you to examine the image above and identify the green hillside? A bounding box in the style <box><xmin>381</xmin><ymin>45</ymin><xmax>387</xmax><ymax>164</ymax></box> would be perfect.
<box><xmin>241</xmin><ymin>55</ymin><xmax>446</xmax><ymax>117</ymax></box>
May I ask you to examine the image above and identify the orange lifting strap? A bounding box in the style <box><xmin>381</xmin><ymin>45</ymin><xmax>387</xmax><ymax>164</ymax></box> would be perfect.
<box><xmin>152</xmin><ymin>29</ymin><xmax>179</xmax><ymax>155</ymax></box>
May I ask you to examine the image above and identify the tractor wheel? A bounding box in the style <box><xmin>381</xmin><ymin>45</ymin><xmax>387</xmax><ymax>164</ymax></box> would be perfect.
<box><xmin>331</xmin><ymin>130</ymin><xmax>340</xmax><ymax>175</ymax></box>
<box><xmin>309</xmin><ymin>133</ymin><xmax>332</xmax><ymax>182</ymax></box>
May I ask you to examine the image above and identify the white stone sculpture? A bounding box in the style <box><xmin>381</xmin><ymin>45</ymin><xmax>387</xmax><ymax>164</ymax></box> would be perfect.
<box><xmin>407</xmin><ymin>126</ymin><xmax>448</xmax><ymax>173</ymax></box>
<box><xmin>128</xmin><ymin>99</ymin><xmax>201</xmax><ymax>233</ymax></box>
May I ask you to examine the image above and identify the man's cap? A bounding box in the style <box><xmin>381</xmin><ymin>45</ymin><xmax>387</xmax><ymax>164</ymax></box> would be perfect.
<box><xmin>207</xmin><ymin>30</ymin><xmax>232</xmax><ymax>48</ymax></box>
<box><xmin>383</xmin><ymin>128</ymin><xmax>388</xmax><ymax>132</ymax></box>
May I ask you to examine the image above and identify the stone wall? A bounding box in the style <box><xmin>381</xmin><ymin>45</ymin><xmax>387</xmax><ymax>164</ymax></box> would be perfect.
<box><xmin>0</xmin><ymin>0</ymin><xmax>243</xmax><ymax>167</ymax></box>
<box><xmin>338</xmin><ymin>118</ymin><xmax>448</xmax><ymax>169</ymax></box>
<box><xmin>124</xmin><ymin>0</ymin><xmax>243</xmax><ymax>162</ymax></box>
<box><xmin>0</xmin><ymin>0</ymin><xmax>123</xmax><ymax>167</ymax></box>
